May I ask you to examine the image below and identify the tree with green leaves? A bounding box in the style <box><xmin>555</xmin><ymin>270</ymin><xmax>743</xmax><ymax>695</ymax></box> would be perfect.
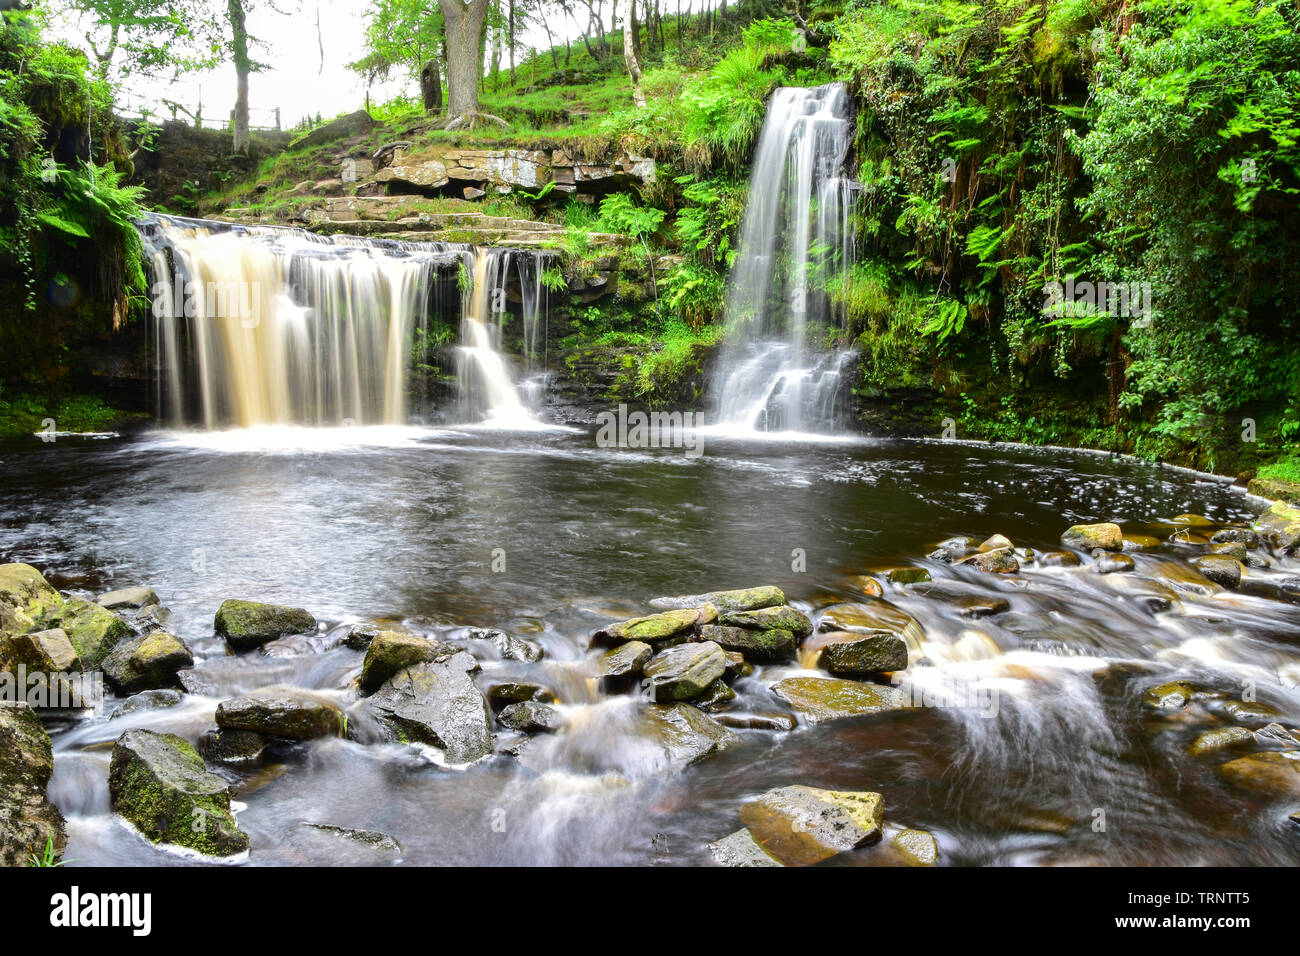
<box><xmin>49</xmin><ymin>0</ymin><xmax>217</xmax><ymax>80</ymax></box>
<box><xmin>348</xmin><ymin>0</ymin><xmax>445</xmax><ymax>112</ymax></box>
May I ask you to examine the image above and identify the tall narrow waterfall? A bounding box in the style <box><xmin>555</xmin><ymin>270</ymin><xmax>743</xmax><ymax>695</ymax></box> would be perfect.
<box><xmin>712</xmin><ymin>84</ymin><xmax>859</xmax><ymax>434</ymax></box>
<box><xmin>141</xmin><ymin>215</ymin><xmax>546</xmax><ymax>429</ymax></box>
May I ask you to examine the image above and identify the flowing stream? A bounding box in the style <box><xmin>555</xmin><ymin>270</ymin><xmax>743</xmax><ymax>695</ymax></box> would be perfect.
<box><xmin>3</xmin><ymin>431</ymin><xmax>1298</xmax><ymax>866</ymax></box>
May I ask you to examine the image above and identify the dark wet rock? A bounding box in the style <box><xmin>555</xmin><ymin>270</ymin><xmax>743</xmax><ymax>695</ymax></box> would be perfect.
<box><xmin>109</xmin><ymin>728</ymin><xmax>248</xmax><ymax>857</ymax></box>
<box><xmin>692</xmin><ymin>678</ymin><xmax>737</xmax><ymax>711</ymax></box>
<box><xmin>1093</xmin><ymin>551</ymin><xmax>1135</xmax><ymax>574</ymax></box>
<box><xmin>1214</xmin><ymin>698</ymin><xmax>1283</xmax><ymax>727</ymax></box>
<box><xmin>953</xmin><ymin>595</ymin><xmax>1011</xmax><ymax>618</ymax></box>
<box><xmin>1062</xmin><ymin>522</ymin><xmax>1123</xmax><ymax>551</ymax></box>
<box><xmin>1</xmin><ymin>627</ymin><xmax>80</xmax><ymax>674</ymax></box>
<box><xmin>885</xmin><ymin>567</ymin><xmax>931</xmax><ymax>584</ymax></box>
<box><xmin>1210</xmin><ymin>528</ymin><xmax>1259</xmax><ymax>547</ymax></box>
<box><xmin>55</xmin><ymin>596</ymin><xmax>132</xmax><ymax>669</ymax></box>
<box><xmin>1254</xmin><ymin>502</ymin><xmax>1300</xmax><ymax>553</ymax></box>
<box><xmin>596</xmin><ymin>640</ymin><xmax>653</xmax><ymax>678</ymax></box>
<box><xmin>1255</xmin><ymin>723</ymin><xmax>1300</xmax><ymax>749</ymax></box>
<box><xmin>470</xmin><ymin>627</ymin><xmax>543</xmax><ymax>662</ymax></box>
<box><xmin>302</xmin><ymin>822</ymin><xmax>401</xmax><ymax>853</ymax></box>
<box><xmin>928</xmin><ymin>536</ymin><xmax>978</xmax><ymax>563</ymax></box>
<box><xmin>715</xmin><ymin>712</ymin><xmax>797</xmax><ymax>732</ymax></box>
<box><xmin>364</xmin><ymin>653</ymin><xmax>493</xmax><ymax>764</ymax></box>
<box><xmin>648</xmin><ymin>586</ymin><xmax>784</xmax><ymax>613</ymax></box>
<box><xmin>847</xmin><ymin>575</ymin><xmax>885</xmax><ymax>598</ymax></box>
<box><xmin>1209</xmin><ymin>542</ymin><xmax>1248</xmax><ymax>560</ymax></box>
<box><xmin>642</xmin><ymin>641</ymin><xmax>726</xmax><ymax>702</ymax></box>
<box><xmin>1168</xmin><ymin>528</ymin><xmax>1210</xmax><ymax>545</ymax></box>
<box><xmin>1039</xmin><ymin>551</ymin><xmax>1081</xmax><ymax>567</ymax></box>
<box><xmin>97</xmin><ymin>586</ymin><xmax>159</xmax><ymax>611</ymax></box>
<box><xmin>0</xmin><ymin>563</ymin><xmax>63</xmax><ymax>635</ymax></box>
<box><xmin>199</xmin><ymin>728</ymin><xmax>268</xmax><ymax>766</ymax></box>
<box><xmin>891</xmin><ymin>828</ymin><xmax>939</xmax><ymax>866</ymax></box>
<box><xmin>1143</xmin><ymin>680</ymin><xmax>1195</xmax><ymax>711</ymax></box>
<box><xmin>497</xmin><ymin>701</ymin><xmax>565</xmax><ymax>733</ymax></box>
<box><xmin>698</xmin><ymin>623</ymin><xmax>796</xmax><ymax>662</ymax></box>
<box><xmin>126</xmin><ymin>603</ymin><xmax>174</xmax><ymax>634</ymax></box>
<box><xmin>1219</xmin><ymin>751</ymin><xmax>1300</xmax><ymax>796</ymax></box>
<box><xmin>708</xmin><ymin>828</ymin><xmax>783</xmax><ymax>867</ymax></box>
<box><xmin>1189</xmin><ymin>726</ymin><xmax>1253</xmax><ymax>756</ymax></box>
<box><xmin>0</xmin><ymin>702</ymin><xmax>66</xmax><ymax>866</ymax></box>
<box><xmin>1192</xmin><ymin>555</ymin><xmax>1243</xmax><ymax>588</ymax></box>
<box><xmin>958</xmin><ymin>548</ymin><xmax>1019</xmax><ymax>574</ymax></box>
<box><xmin>216</xmin><ymin>689</ymin><xmax>343</xmax><ymax>741</ymax></box>
<box><xmin>176</xmin><ymin>667</ymin><xmax>219</xmax><ymax>697</ymax></box>
<box><xmin>806</xmin><ymin>630</ymin><xmax>908</xmax><ymax>677</ymax></box>
<box><xmin>770</xmin><ymin>676</ymin><xmax>914</xmax><ymax>724</ymax></box>
<box><xmin>737</xmin><ymin>785</ymin><xmax>884</xmax><ymax>866</ymax></box>
<box><xmin>641</xmin><ymin>703</ymin><xmax>738</xmax><ymax>768</ymax></box>
<box><xmin>594</xmin><ymin>606</ymin><xmax>713</xmax><ymax>645</ymax></box>
<box><xmin>718</xmin><ymin>605</ymin><xmax>813</xmax><ymax>637</ymax></box>
<box><xmin>341</xmin><ymin>622</ymin><xmax>384</xmax><ymax>650</ymax></box>
<box><xmin>819</xmin><ymin>602</ymin><xmax>923</xmax><ymax>642</ymax></box>
<box><xmin>110</xmin><ymin>689</ymin><xmax>184</xmax><ymax>719</ymax></box>
<box><xmin>360</xmin><ymin>631</ymin><xmax>458</xmax><ymax>693</ymax></box>
<box><xmin>215</xmin><ymin>599</ymin><xmax>317</xmax><ymax>651</ymax></box>
<box><xmin>486</xmin><ymin>680</ymin><xmax>556</xmax><ymax>706</ymax></box>
<box><xmin>102</xmin><ymin>632</ymin><xmax>193</xmax><ymax>694</ymax></box>
<box><xmin>721</xmin><ymin>650</ymin><xmax>752</xmax><ymax>679</ymax></box>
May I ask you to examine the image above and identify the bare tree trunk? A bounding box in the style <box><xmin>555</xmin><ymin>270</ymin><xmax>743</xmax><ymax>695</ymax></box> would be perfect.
<box><xmin>508</xmin><ymin>0</ymin><xmax>516</xmax><ymax>82</ymax></box>
<box><xmin>538</xmin><ymin>13</ymin><xmax>559</xmax><ymax>69</ymax></box>
<box><xmin>622</xmin><ymin>0</ymin><xmax>646</xmax><ymax>107</ymax></box>
<box><xmin>439</xmin><ymin>0</ymin><xmax>491</xmax><ymax>121</ymax></box>
<box><xmin>228</xmin><ymin>0</ymin><xmax>251</xmax><ymax>155</ymax></box>
<box><xmin>420</xmin><ymin>59</ymin><xmax>444</xmax><ymax>112</ymax></box>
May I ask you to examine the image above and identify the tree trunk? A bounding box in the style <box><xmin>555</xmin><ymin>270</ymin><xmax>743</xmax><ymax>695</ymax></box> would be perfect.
<box><xmin>439</xmin><ymin>0</ymin><xmax>491</xmax><ymax>121</ymax></box>
<box><xmin>508</xmin><ymin>0</ymin><xmax>516</xmax><ymax>82</ymax></box>
<box><xmin>420</xmin><ymin>59</ymin><xmax>444</xmax><ymax>113</ymax></box>
<box><xmin>228</xmin><ymin>0</ymin><xmax>251</xmax><ymax>155</ymax></box>
<box><xmin>622</xmin><ymin>0</ymin><xmax>646</xmax><ymax>108</ymax></box>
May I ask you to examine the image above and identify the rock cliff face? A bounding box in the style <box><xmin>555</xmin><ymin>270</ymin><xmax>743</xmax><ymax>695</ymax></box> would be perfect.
<box><xmin>370</xmin><ymin>144</ymin><xmax>655</xmax><ymax>198</ymax></box>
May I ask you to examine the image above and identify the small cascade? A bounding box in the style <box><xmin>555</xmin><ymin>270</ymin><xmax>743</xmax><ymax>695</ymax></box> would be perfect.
<box><xmin>140</xmin><ymin>215</ymin><xmax>550</xmax><ymax>430</ymax></box>
<box><xmin>711</xmin><ymin>84</ymin><xmax>860</xmax><ymax>435</ymax></box>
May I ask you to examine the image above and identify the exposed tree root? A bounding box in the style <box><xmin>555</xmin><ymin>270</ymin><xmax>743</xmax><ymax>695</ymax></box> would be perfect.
<box><xmin>442</xmin><ymin>111</ymin><xmax>511</xmax><ymax>131</ymax></box>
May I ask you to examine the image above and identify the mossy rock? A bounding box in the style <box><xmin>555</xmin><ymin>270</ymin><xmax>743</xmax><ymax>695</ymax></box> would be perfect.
<box><xmin>1061</xmin><ymin>522</ymin><xmax>1123</xmax><ymax>551</ymax></box>
<box><xmin>708</xmin><ymin>828</ymin><xmax>783</xmax><ymax>867</ymax></box>
<box><xmin>360</xmin><ymin>631</ymin><xmax>452</xmax><ymax>693</ymax></box>
<box><xmin>497</xmin><ymin>701</ymin><xmax>565</xmax><ymax>733</ymax></box>
<box><xmin>647</xmin><ymin>586</ymin><xmax>786</xmax><ymax>613</ymax></box>
<box><xmin>1253</xmin><ymin>502</ymin><xmax>1300</xmax><ymax>553</ymax></box>
<box><xmin>102</xmin><ymin>632</ymin><xmax>193</xmax><ymax>694</ymax></box>
<box><xmin>698</xmin><ymin>623</ymin><xmax>796</xmax><ymax>662</ymax></box>
<box><xmin>214</xmin><ymin>599</ymin><xmax>317</xmax><ymax>651</ymax></box>
<box><xmin>0</xmin><ymin>702</ymin><xmax>66</xmax><ymax>866</ymax></box>
<box><xmin>55</xmin><ymin>596</ymin><xmax>132</xmax><ymax>669</ymax></box>
<box><xmin>891</xmin><ymin>827</ymin><xmax>939</xmax><ymax>866</ymax></box>
<box><xmin>1247</xmin><ymin>477</ymin><xmax>1300</xmax><ymax>506</ymax></box>
<box><xmin>1</xmin><ymin>627</ymin><xmax>80</xmax><ymax>674</ymax></box>
<box><xmin>0</xmin><ymin>564</ymin><xmax>64</xmax><ymax>635</ymax></box>
<box><xmin>1189</xmin><ymin>726</ymin><xmax>1253</xmax><ymax>756</ymax></box>
<box><xmin>770</xmin><ymin>676</ymin><xmax>914</xmax><ymax>724</ymax></box>
<box><xmin>717</xmin><ymin>605</ymin><xmax>813</xmax><ymax>637</ymax></box>
<box><xmin>596</xmin><ymin>640</ymin><xmax>653</xmax><ymax>678</ymax></box>
<box><xmin>1143</xmin><ymin>680</ymin><xmax>1196</xmax><ymax>711</ymax></box>
<box><xmin>806</xmin><ymin>630</ymin><xmax>908</xmax><ymax>677</ymax></box>
<box><xmin>1191</xmin><ymin>555</ymin><xmax>1243</xmax><ymax>588</ymax></box>
<box><xmin>642</xmin><ymin>641</ymin><xmax>726</xmax><ymax>702</ymax></box>
<box><xmin>737</xmin><ymin>785</ymin><xmax>884</xmax><ymax>866</ymax></box>
<box><xmin>216</xmin><ymin>689</ymin><xmax>343</xmax><ymax>741</ymax></box>
<box><xmin>593</xmin><ymin>606</ymin><xmax>712</xmax><ymax>645</ymax></box>
<box><xmin>109</xmin><ymin>729</ymin><xmax>248</xmax><ymax>858</ymax></box>
<box><xmin>957</xmin><ymin>547</ymin><xmax>1020</xmax><ymax>573</ymax></box>
<box><xmin>1218</xmin><ymin>752</ymin><xmax>1300</xmax><ymax>796</ymax></box>
<box><xmin>640</xmin><ymin>703</ymin><xmax>739</xmax><ymax>770</ymax></box>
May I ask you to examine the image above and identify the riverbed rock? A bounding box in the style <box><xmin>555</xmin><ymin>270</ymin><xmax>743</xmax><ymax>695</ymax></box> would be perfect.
<box><xmin>215</xmin><ymin>599</ymin><xmax>317</xmax><ymax>651</ymax></box>
<box><xmin>360</xmin><ymin>631</ymin><xmax>457</xmax><ymax>693</ymax></box>
<box><xmin>55</xmin><ymin>596</ymin><xmax>132</xmax><ymax>669</ymax></box>
<box><xmin>737</xmin><ymin>785</ymin><xmax>884</xmax><ymax>866</ymax></box>
<box><xmin>1254</xmin><ymin>723</ymin><xmax>1300</xmax><ymax>749</ymax></box>
<box><xmin>1</xmin><ymin>627</ymin><xmax>80</xmax><ymax>674</ymax></box>
<box><xmin>1039</xmin><ymin>551</ymin><xmax>1082</xmax><ymax>567</ymax></box>
<box><xmin>1094</xmin><ymin>551</ymin><xmax>1135</xmax><ymax>574</ymax></box>
<box><xmin>109</xmin><ymin>728</ymin><xmax>248</xmax><ymax>857</ymax></box>
<box><xmin>216</xmin><ymin>689</ymin><xmax>343</xmax><ymax>740</ymax></box>
<box><xmin>110</xmin><ymin>689</ymin><xmax>183</xmax><ymax>719</ymax></box>
<box><xmin>928</xmin><ymin>536</ymin><xmax>978</xmax><ymax>563</ymax></box>
<box><xmin>302</xmin><ymin>822</ymin><xmax>401</xmax><ymax>853</ymax></box>
<box><xmin>1219</xmin><ymin>751</ymin><xmax>1300</xmax><ymax>796</ymax></box>
<box><xmin>693</xmin><ymin>678</ymin><xmax>737</xmax><ymax>711</ymax></box>
<box><xmin>199</xmin><ymin>728</ymin><xmax>268</xmax><ymax>767</ymax></box>
<box><xmin>0</xmin><ymin>702</ymin><xmax>66</xmax><ymax>866</ymax></box>
<box><xmin>470</xmin><ymin>627</ymin><xmax>543</xmax><ymax>662</ymax></box>
<box><xmin>698</xmin><ymin>624</ymin><xmax>796</xmax><ymax>662</ymax></box>
<box><xmin>102</xmin><ymin>632</ymin><xmax>193</xmax><ymax>694</ymax></box>
<box><xmin>593</xmin><ymin>606</ymin><xmax>712</xmax><ymax>645</ymax></box>
<box><xmin>1142</xmin><ymin>680</ymin><xmax>1195</xmax><ymax>711</ymax></box>
<box><xmin>364</xmin><ymin>653</ymin><xmax>493</xmax><ymax>764</ymax></box>
<box><xmin>953</xmin><ymin>595</ymin><xmax>1011</xmax><ymax>618</ymax></box>
<box><xmin>819</xmin><ymin>602</ymin><xmax>924</xmax><ymax>645</ymax></box>
<box><xmin>1211</xmin><ymin>528</ymin><xmax>1259</xmax><ymax>548</ymax></box>
<box><xmin>486</xmin><ymin>680</ymin><xmax>556</xmax><ymax>706</ymax></box>
<box><xmin>0</xmin><ymin>563</ymin><xmax>63</xmax><ymax>635</ymax></box>
<box><xmin>648</xmin><ymin>586</ymin><xmax>785</xmax><ymax>612</ymax></box>
<box><xmin>1192</xmin><ymin>555</ymin><xmax>1243</xmax><ymax>588</ymax></box>
<box><xmin>498</xmin><ymin>701</ymin><xmax>565</xmax><ymax>733</ymax></box>
<box><xmin>642</xmin><ymin>641</ymin><xmax>726</xmax><ymax>702</ymax></box>
<box><xmin>891</xmin><ymin>827</ymin><xmax>939</xmax><ymax>866</ymax></box>
<box><xmin>806</xmin><ymin>630</ymin><xmax>908</xmax><ymax>677</ymax></box>
<box><xmin>1189</xmin><ymin>726</ymin><xmax>1253</xmax><ymax>756</ymax></box>
<box><xmin>1062</xmin><ymin>522</ymin><xmax>1123</xmax><ymax>551</ymax></box>
<box><xmin>885</xmin><ymin>567</ymin><xmax>932</xmax><ymax>584</ymax></box>
<box><xmin>1209</xmin><ymin>541</ymin><xmax>1248</xmax><ymax>560</ymax></box>
<box><xmin>641</xmin><ymin>703</ymin><xmax>738</xmax><ymax>768</ymax></box>
<box><xmin>979</xmin><ymin>534</ymin><xmax>1014</xmax><ymax>552</ymax></box>
<box><xmin>97</xmin><ymin>586</ymin><xmax>159</xmax><ymax>611</ymax></box>
<box><xmin>715</xmin><ymin>712</ymin><xmax>797</xmax><ymax>732</ymax></box>
<box><xmin>1254</xmin><ymin>502</ymin><xmax>1300</xmax><ymax>553</ymax></box>
<box><xmin>718</xmin><ymin>605</ymin><xmax>813</xmax><ymax>637</ymax></box>
<box><xmin>958</xmin><ymin>547</ymin><xmax>1020</xmax><ymax>573</ymax></box>
<box><xmin>596</xmin><ymin>640</ymin><xmax>653</xmax><ymax>677</ymax></box>
<box><xmin>770</xmin><ymin>676</ymin><xmax>914</xmax><ymax>724</ymax></box>
<box><xmin>708</xmin><ymin>828</ymin><xmax>783</xmax><ymax>867</ymax></box>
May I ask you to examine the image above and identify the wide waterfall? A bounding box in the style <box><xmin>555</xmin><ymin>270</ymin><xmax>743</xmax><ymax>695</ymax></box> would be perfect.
<box><xmin>711</xmin><ymin>84</ymin><xmax>859</xmax><ymax>434</ymax></box>
<box><xmin>140</xmin><ymin>215</ymin><xmax>546</xmax><ymax>429</ymax></box>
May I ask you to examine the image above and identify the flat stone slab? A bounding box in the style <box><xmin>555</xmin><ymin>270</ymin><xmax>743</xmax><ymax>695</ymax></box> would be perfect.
<box><xmin>737</xmin><ymin>785</ymin><xmax>884</xmax><ymax>866</ymax></box>
<box><xmin>770</xmin><ymin>676</ymin><xmax>914</xmax><ymax>724</ymax></box>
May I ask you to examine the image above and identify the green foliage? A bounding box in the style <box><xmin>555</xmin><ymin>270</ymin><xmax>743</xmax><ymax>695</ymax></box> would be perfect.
<box><xmin>597</xmin><ymin>192</ymin><xmax>665</xmax><ymax>239</ymax></box>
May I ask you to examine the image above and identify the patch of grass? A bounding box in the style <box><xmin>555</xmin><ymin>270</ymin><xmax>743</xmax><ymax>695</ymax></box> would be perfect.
<box><xmin>0</xmin><ymin>392</ymin><xmax>142</xmax><ymax>438</ymax></box>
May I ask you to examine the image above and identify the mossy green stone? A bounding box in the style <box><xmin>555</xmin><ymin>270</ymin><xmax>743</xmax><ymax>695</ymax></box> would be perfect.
<box><xmin>56</xmin><ymin>596</ymin><xmax>132</xmax><ymax>669</ymax></box>
<box><xmin>698</xmin><ymin>623</ymin><xmax>796</xmax><ymax>662</ymax></box>
<box><xmin>718</xmin><ymin>605</ymin><xmax>813</xmax><ymax>637</ymax></box>
<box><xmin>215</xmin><ymin>599</ymin><xmax>317</xmax><ymax>651</ymax></box>
<box><xmin>1189</xmin><ymin>726</ymin><xmax>1253</xmax><ymax>756</ymax></box>
<box><xmin>1061</xmin><ymin>522</ymin><xmax>1123</xmax><ymax>551</ymax></box>
<box><xmin>0</xmin><ymin>563</ymin><xmax>63</xmax><ymax>635</ymax></box>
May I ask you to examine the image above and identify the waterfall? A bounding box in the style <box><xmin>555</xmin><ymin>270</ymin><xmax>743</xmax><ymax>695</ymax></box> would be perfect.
<box><xmin>140</xmin><ymin>215</ymin><xmax>547</xmax><ymax>430</ymax></box>
<box><xmin>711</xmin><ymin>84</ymin><xmax>859</xmax><ymax>435</ymax></box>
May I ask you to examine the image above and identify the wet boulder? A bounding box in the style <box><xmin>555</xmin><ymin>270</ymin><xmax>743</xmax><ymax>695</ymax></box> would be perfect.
<box><xmin>641</xmin><ymin>703</ymin><xmax>739</xmax><ymax>769</ymax></box>
<box><xmin>486</xmin><ymin>680</ymin><xmax>557</xmax><ymax>706</ymax></box>
<box><xmin>1254</xmin><ymin>502</ymin><xmax>1300</xmax><ymax>553</ymax></box>
<box><xmin>1039</xmin><ymin>551</ymin><xmax>1081</xmax><ymax>568</ymax></box>
<box><xmin>648</xmin><ymin>586</ymin><xmax>785</xmax><ymax>613</ymax></box>
<box><xmin>1061</xmin><ymin>522</ymin><xmax>1123</xmax><ymax>551</ymax></box>
<box><xmin>110</xmin><ymin>689</ymin><xmax>183</xmax><ymax>720</ymax></box>
<box><xmin>54</xmin><ymin>596</ymin><xmax>132</xmax><ymax>669</ymax></box>
<box><xmin>215</xmin><ymin>599</ymin><xmax>317</xmax><ymax>652</ymax></box>
<box><xmin>1218</xmin><ymin>752</ymin><xmax>1300</xmax><ymax>796</ymax></box>
<box><xmin>216</xmin><ymin>689</ymin><xmax>343</xmax><ymax>741</ymax></box>
<box><xmin>469</xmin><ymin>627</ymin><xmax>543</xmax><ymax>662</ymax></box>
<box><xmin>199</xmin><ymin>728</ymin><xmax>268</xmax><ymax>767</ymax></box>
<box><xmin>958</xmin><ymin>547</ymin><xmax>1019</xmax><ymax>574</ymax></box>
<box><xmin>737</xmin><ymin>785</ymin><xmax>884</xmax><ymax>866</ymax></box>
<box><xmin>0</xmin><ymin>563</ymin><xmax>63</xmax><ymax>635</ymax></box>
<box><xmin>360</xmin><ymin>631</ymin><xmax>458</xmax><ymax>693</ymax></box>
<box><xmin>0</xmin><ymin>702</ymin><xmax>66</xmax><ymax>866</ymax></box>
<box><xmin>819</xmin><ymin>602</ymin><xmax>924</xmax><ymax>645</ymax></box>
<box><xmin>109</xmin><ymin>728</ymin><xmax>248</xmax><ymax>858</ymax></box>
<box><xmin>364</xmin><ymin>652</ymin><xmax>493</xmax><ymax>764</ymax></box>
<box><xmin>693</xmin><ymin>678</ymin><xmax>737</xmax><ymax>711</ymax></box>
<box><xmin>928</xmin><ymin>536</ymin><xmax>978</xmax><ymax>563</ymax></box>
<box><xmin>715</xmin><ymin>712</ymin><xmax>797</xmax><ymax>732</ymax></box>
<box><xmin>102</xmin><ymin>632</ymin><xmax>193</xmax><ymax>694</ymax></box>
<box><xmin>1189</xmin><ymin>726</ymin><xmax>1253</xmax><ymax>756</ymax></box>
<box><xmin>596</xmin><ymin>640</ymin><xmax>653</xmax><ymax>678</ymax></box>
<box><xmin>643</xmin><ymin>641</ymin><xmax>727</xmax><ymax>702</ymax></box>
<box><xmin>1191</xmin><ymin>555</ymin><xmax>1243</xmax><ymax>589</ymax></box>
<box><xmin>884</xmin><ymin>567</ymin><xmax>931</xmax><ymax>585</ymax></box>
<box><xmin>708</xmin><ymin>828</ymin><xmax>783</xmax><ymax>867</ymax></box>
<box><xmin>97</xmin><ymin>586</ymin><xmax>159</xmax><ymax>611</ymax></box>
<box><xmin>891</xmin><ymin>828</ymin><xmax>939</xmax><ymax>866</ymax></box>
<box><xmin>1093</xmin><ymin>551</ymin><xmax>1135</xmax><ymax>574</ymax></box>
<box><xmin>718</xmin><ymin>605</ymin><xmax>813</xmax><ymax>637</ymax></box>
<box><xmin>1210</xmin><ymin>528</ymin><xmax>1259</xmax><ymax>548</ymax></box>
<box><xmin>593</xmin><ymin>606</ymin><xmax>714</xmax><ymax>645</ymax></box>
<box><xmin>979</xmin><ymin>534</ymin><xmax>1014</xmax><ymax>552</ymax></box>
<box><xmin>698</xmin><ymin>623</ymin><xmax>796</xmax><ymax>662</ymax></box>
<box><xmin>1142</xmin><ymin>680</ymin><xmax>1196</xmax><ymax>711</ymax></box>
<box><xmin>805</xmin><ymin>630</ymin><xmax>908</xmax><ymax>677</ymax></box>
<box><xmin>1</xmin><ymin>627</ymin><xmax>80</xmax><ymax>674</ymax></box>
<box><xmin>770</xmin><ymin>676</ymin><xmax>914</xmax><ymax>724</ymax></box>
<box><xmin>498</xmin><ymin>701</ymin><xmax>565</xmax><ymax>733</ymax></box>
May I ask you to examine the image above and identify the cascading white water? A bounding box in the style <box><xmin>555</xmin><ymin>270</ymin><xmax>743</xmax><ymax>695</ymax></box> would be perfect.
<box><xmin>711</xmin><ymin>84</ymin><xmax>859</xmax><ymax>434</ymax></box>
<box><xmin>141</xmin><ymin>215</ymin><xmax>548</xmax><ymax>430</ymax></box>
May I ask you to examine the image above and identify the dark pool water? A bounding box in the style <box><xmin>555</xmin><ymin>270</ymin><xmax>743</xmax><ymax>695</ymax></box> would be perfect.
<box><xmin>2</xmin><ymin>426</ymin><xmax>1297</xmax><ymax>866</ymax></box>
